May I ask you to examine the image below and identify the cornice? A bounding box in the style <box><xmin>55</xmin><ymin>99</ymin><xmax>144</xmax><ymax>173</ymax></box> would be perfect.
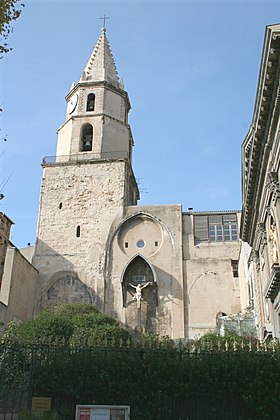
<box><xmin>241</xmin><ymin>27</ymin><xmax>280</xmax><ymax>244</ymax></box>
<box><xmin>66</xmin><ymin>81</ymin><xmax>131</xmax><ymax>110</ymax></box>
<box><xmin>184</xmin><ymin>210</ymin><xmax>241</xmax><ymax>216</ymax></box>
<box><xmin>57</xmin><ymin>113</ymin><xmax>132</xmax><ymax>134</ymax></box>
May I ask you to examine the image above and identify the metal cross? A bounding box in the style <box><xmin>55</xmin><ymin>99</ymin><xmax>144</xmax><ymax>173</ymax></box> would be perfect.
<box><xmin>100</xmin><ymin>14</ymin><xmax>110</xmax><ymax>28</ymax></box>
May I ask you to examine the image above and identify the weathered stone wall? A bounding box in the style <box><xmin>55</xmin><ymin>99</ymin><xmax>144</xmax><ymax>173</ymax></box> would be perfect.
<box><xmin>19</xmin><ymin>246</ymin><xmax>35</xmax><ymax>264</ymax></box>
<box><xmin>33</xmin><ymin>160</ymin><xmax>136</xmax><ymax>312</ymax></box>
<box><xmin>0</xmin><ymin>213</ymin><xmax>13</xmax><ymax>243</ymax></box>
<box><xmin>56</xmin><ymin>118</ymin><xmax>72</xmax><ymax>157</ymax></box>
<box><xmin>0</xmin><ymin>213</ymin><xmax>13</xmax><ymax>286</ymax></box>
<box><xmin>183</xmin><ymin>214</ymin><xmax>241</xmax><ymax>339</ymax></box>
<box><xmin>0</xmin><ymin>246</ymin><xmax>38</xmax><ymax>326</ymax></box>
<box><xmin>106</xmin><ymin>205</ymin><xmax>185</xmax><ymax>339</ymax></box>
<box><xmin>104</xmin><ymin>88</ymin><xmax>127</xmax><ymax>121</ymax></box>
<box><xmin>102</xmin><ymin>115</ymin><xmax>131</xmax><ymax>155</ymax></box>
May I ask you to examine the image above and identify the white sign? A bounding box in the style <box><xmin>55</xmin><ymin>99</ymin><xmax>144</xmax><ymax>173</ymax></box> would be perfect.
<box><xmin>76</xmin><ymin>405</ymin><xmax>130</xmax><ymax>420</ymax></box>
<box><xmin>91</xmin><ymin>408</ymin><xmax>109</xmax><ymax>420</ymax></box>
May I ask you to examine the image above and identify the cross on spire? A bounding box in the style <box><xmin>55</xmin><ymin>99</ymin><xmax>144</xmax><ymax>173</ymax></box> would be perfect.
<box><xmin>99</xmin><ymin>14</ymin><xmax>110</xmax><ymax>29</ymax></box>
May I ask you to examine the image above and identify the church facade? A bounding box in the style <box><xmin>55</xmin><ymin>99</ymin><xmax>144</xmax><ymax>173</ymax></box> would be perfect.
<box><xmin>1</xmin><ymin>27</ymin><xmax>243</xmax><ymax>339</ymax></box>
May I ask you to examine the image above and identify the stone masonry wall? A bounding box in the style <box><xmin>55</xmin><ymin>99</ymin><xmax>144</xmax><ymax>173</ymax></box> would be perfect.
<box><xmin>183</xmin><ymin>214</ymin><xmax>241</xmax><ymax>339</ymax></box>
<box><xmin>106</xmin><ymin>205</ymin><xmax>185</xmax><ymax>339</ymax></box>
<box><xmin>33</xmin><ymin>160</ymin><xmax>129</xmax><ymax>312</ymax></box>
<box><xmin>0</xmin><ymin>246</ymin><xmax>38</xmax><ymax>325</ymax></box>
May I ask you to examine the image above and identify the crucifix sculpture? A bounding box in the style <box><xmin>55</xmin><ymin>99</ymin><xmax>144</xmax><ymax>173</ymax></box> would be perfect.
<box><xmin>129</xmin><ymin>282</ymin><xmax>152</xmax><ymax>333</ymax></box>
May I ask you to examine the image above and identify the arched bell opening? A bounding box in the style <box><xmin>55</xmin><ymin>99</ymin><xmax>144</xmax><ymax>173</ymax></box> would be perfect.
<box><xmin>80</xmin><ymin>123</ymin><xmax>93</xmax><ymax>152</ymax></box>
<box><xmin>121</xmin><ymin>255</ymin><xmax>157</xmax><ymax>334</ymax></box>
<box><xmin>86</xmin><ymin>93</ymin><xmax>95</xmax><ymax>112</ymax></box>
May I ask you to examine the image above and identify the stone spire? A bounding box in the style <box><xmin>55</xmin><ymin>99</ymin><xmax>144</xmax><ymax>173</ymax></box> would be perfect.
<box><xmin>80</xmin><ymin>28</ymin><xmax>120</xmax><ymax>88</ymax></box>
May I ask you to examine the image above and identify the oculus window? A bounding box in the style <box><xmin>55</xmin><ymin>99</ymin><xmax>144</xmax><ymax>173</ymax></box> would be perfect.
<box><xmin>136</xmin><ymin>239</ymin><xmax>145</xmax><ymax>248</ymax></box>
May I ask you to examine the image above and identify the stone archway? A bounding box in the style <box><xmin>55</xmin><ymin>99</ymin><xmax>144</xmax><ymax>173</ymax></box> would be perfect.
<box><xmin>40</xmin><ymin>271</ymin><xmax>94</xmax><ymax>307</ymax></box>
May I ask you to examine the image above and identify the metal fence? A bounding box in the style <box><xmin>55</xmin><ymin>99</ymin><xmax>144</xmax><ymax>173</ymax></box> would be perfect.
<box><xmin>0</xmin><ymin>343</ymin><xmax>279</xmax><ymax>419</ymax></box>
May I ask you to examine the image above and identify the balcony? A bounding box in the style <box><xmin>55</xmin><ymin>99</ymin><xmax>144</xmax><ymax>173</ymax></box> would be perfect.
<box><xmin>42</xmin><ymin>151</ymin><xmax>129</xmax><ymax>165</ymax></box>
<box><xmin>264</xmin><ymin>264</ymin><xmax>280</xmax><ymax>300</ymax></box>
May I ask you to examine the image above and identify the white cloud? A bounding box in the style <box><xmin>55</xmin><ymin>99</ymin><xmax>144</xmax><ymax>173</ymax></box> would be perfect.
<box><xmin>203</xmin><ymin>186</ymin><xmax>231</xmax><ymax>201</ymax></box>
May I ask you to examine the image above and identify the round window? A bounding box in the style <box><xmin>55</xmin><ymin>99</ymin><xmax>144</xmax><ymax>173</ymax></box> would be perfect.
<box><xmin>136</xmin><ymin>239</ymin><xmax>145</xmax><ymax>248</ymax></box>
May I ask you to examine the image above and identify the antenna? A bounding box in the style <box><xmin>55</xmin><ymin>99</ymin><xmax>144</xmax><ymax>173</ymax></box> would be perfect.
<box><xmin>0</xmin><ymin>172</ymin><xmax>12</xmax><ymax>201</ymax></box>
<box><xmin>136</xmin><ymin>178</ymin><xmax>149</xmax><ymax>195</ymax></box>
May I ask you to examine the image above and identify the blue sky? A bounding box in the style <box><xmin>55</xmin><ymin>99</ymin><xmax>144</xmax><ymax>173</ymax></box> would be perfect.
<box><xmin>1</xmin><ymin>0</ymin><xmax>280</xmax><ymax>247</ymax></box>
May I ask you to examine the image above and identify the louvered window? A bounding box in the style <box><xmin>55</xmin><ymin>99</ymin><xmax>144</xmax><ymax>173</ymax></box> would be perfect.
<box><xmin>194</xmin><ymin>214</ymin><xmax>238</xmax><ymax>244</ymax></box>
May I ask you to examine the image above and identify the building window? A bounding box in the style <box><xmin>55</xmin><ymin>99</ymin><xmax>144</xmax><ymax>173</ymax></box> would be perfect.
<box><xmin>81</xmin><ymin>124</ymin><xmax>93</xmax><ymax>151</ymax></box>
<box><xmin>155</xmin><ymin>241</ymin><xmax>158</xmax><ymax>247</ymax></box>
<box><xmin>231</xmin><ymin>260</ymin><xmax>239</xmax><ymax>277</ymax></box>
<box><xmin>209</xmin><ymin>222</ymin><xmax>223</xmax><ymax>242</ymax></box>
<box><xmin>59</xmin><ymin>202</ymin><xmax>62</xmax><ymax>209</ymax></box>
<box><xmin>86</xmin><ymin>93</ymin><xmax>95</xmax><ymax>112</ymax></box>
<box><xmin>136</xmin><ymin>239</ymin><xmax>145</xmax><ymax>248</ymax></box>
<box><xmin>125</xmin><ymin>242</ymin><xmax>128</xmax><ymax>248</ymax></box>
<box><xmin>194</xmin><ymin>213</ymin><xmax>238</xmax><ymax>244</ymax></box>
<box><xmin>76</xmin><ymin>226</ymin><xmax>80</xmax><ymax>238</ymax></box>
<box><xmin>132</xmin><ymin>275</ymin><xmax>146</xmax><ymax>284</ymax></box>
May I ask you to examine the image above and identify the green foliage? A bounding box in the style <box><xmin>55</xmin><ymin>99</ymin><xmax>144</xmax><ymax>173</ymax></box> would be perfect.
<box><xmin>1</xmin><ymin>303</ymin><xmax>131</xmax><ymax>346</ymax></box>
<box><xmin>197</xmin><ymin>331</ymin><xmax>260</xmax><ymax>351</ymax></box>
<box><xmin>135</xmin><ymin>332</ymin><xmax>174</xmax><ymax>348</ymax></box>
<box><xmin>2</xmin><ymin>343</ymin><xmax>280</xmax><ymax>419</ymax></box>
<box><xmin>2</xmin><ymin>313</ymin><xmax>280</xmax><ymax>418</ymax></box>
<box><xmin>19</xmin><ymin>411</ymin><xmax>61</xmax><ymax>420</ymax></box>
<box><xmin>0</xmin><ymin>0</ymin><xmax>25</xmax><ymax>57</ymax></box>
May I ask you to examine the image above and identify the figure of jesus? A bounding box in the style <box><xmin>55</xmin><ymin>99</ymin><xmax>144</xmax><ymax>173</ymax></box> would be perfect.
<box><xmin>129</xmin><ymin>282</ymin><xmax>151</xmax><ymax>308</ymax></box>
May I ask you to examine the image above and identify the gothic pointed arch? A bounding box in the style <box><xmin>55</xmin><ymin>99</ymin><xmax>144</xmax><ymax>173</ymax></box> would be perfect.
<box><xmin>121</xmin><ymin>254</ymin><xmax>157</xmax><ymax>285</ymax></box>
<box><xmin>121</xmin><ymin>254</ymin><xmax>157</xmax><ymax>308</ymax></box>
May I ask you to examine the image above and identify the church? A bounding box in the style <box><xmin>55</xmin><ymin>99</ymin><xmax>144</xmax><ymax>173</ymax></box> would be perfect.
<box><xmin>1</xmin><ymin>24</ymin><xmax>266</xmax><ymax>340</ymax></box>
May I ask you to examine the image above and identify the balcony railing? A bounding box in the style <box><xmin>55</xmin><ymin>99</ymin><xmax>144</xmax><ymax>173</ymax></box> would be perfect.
<box><xmin>42</xmin><ymin>151</ymin><xmax>129</xmax><ymax>165</ymax></box>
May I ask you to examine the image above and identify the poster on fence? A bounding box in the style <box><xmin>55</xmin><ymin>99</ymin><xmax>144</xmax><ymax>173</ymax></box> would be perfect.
<box><xmin>31</xmin><ymin>397</ymin><xmax>52</xmax><ymax>413</ymax></box>
<box><xmin>75</xmin><ymin>405</ymin><xmax>130</xmax><ymax>420</ymax></box>
<box><xmin>78</xmin><ymin>407</ymin><xmax>91</xmax><ymax>420</ymax></box>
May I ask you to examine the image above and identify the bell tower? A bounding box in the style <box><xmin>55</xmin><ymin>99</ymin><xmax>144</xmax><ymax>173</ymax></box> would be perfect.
<box><xmin>56</xmin><ymin>27</ymin><xmax>133</xmax><ymax>161</ymax></box>
<box><xmin>33</xmin><ymin>28</ymin><xmax>139</xmax><ymax>311</ymax></box>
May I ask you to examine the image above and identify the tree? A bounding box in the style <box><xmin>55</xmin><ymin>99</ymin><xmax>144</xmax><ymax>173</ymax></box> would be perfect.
<box><xmin>1</xmin><ymin>303</ymin><xmax>131</xmax><ymax>346</ymax></box>
<box><xmin>0</xmin><ymin>0</ymin><xmax>25</xmax><ymax>58</ymax></box>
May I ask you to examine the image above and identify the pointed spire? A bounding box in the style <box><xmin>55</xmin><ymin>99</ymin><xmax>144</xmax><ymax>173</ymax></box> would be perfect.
<box><xmin>80</xmin><ymin>28</ymin><xmax>120</xmax><ymax>88</ymax></box>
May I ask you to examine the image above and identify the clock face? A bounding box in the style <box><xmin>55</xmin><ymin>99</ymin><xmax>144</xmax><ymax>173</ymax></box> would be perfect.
<box><xmin>67</xmin><ymin>93</ymin><xmax>78</xmax><ymax>114</ymax></box>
